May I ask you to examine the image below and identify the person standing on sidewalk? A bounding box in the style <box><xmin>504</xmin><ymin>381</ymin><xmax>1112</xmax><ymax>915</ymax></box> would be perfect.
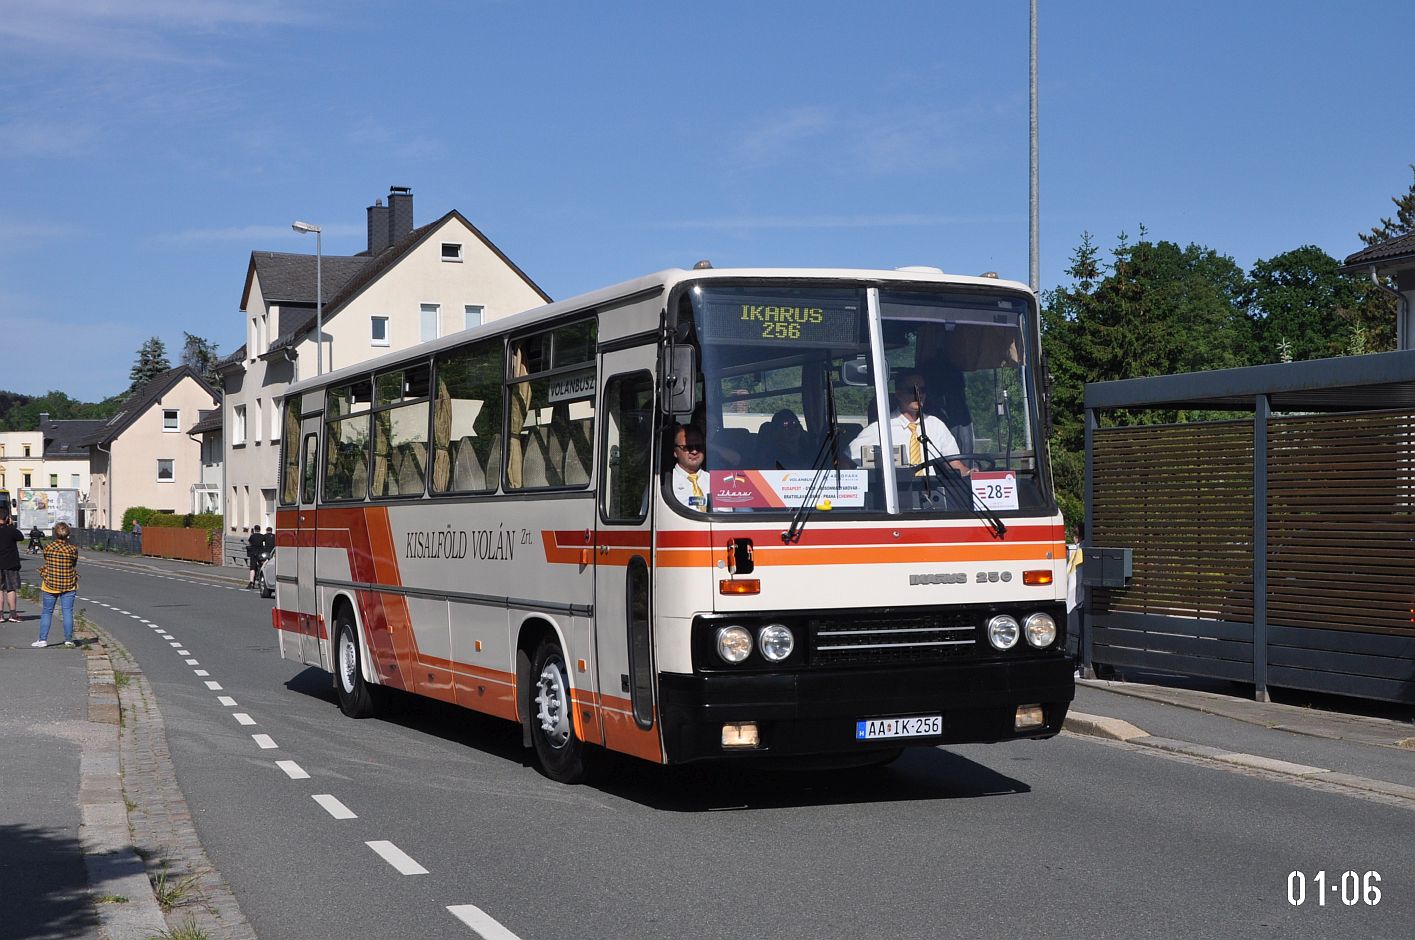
<box><xmin>32</xmin><ymin>521</ymin><xmax>79</xmax><ymax>648</ymax></box>
<box><xmin>0</xmin><ymin>512</ymin><xmax>23</xmax><ymax>622</ymax></box>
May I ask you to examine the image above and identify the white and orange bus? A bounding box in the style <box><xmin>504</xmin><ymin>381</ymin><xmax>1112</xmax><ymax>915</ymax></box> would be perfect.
<box><xmin>273</xmin><ymin>266</ymin><xmax>1074</xmax><ymax>782</ymax></box>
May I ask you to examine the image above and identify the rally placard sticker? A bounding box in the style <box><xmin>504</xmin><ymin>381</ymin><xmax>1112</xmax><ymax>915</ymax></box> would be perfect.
<box><xmin>970</xmin><ymin>471</ymin><xmax>1018</xmax><ymax>511</ymax></box>
<box><xmin>710</xmin><ymin>469</ymin><xmax>867</xmax><ymax>509</ymax></box>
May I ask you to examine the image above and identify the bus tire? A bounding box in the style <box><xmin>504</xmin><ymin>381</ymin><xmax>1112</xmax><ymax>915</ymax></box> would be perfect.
<box><xmin>334</xmin><ymin>611</ymin><xmax>384</xmax><ymax>719</ymax></box>
<box><xmin>529</xmin><ymin>636</ymin><xmax>591</xmax><ymax>784</ymax></box>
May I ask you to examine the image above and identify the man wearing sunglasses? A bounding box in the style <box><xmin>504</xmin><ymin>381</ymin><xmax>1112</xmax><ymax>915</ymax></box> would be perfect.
<box><xmin>669</xmin><ymin>423</ymin><xmax>710</xmax><ymax>510</ymax></box>
<box><xmin>849</xmin><ymin>372</ymin><xmax>971</xmax><ymax>477</ymax></box>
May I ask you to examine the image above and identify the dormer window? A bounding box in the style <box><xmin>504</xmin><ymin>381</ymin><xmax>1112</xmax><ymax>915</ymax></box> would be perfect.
<box><xmin>441</xmin><ymin>243</ymin><xmax>463</xmax><ymax>262</ymax></box>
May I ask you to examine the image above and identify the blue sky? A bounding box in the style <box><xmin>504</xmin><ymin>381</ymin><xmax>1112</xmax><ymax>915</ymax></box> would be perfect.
<box><xmin>2</xmin><ymin>0</ymin><xmax>1412</xmax><ymax>401</ymax></box>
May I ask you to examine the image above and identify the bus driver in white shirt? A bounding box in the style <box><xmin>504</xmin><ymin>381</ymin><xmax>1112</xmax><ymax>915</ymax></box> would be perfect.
<box><xmin>669</xmin><ymin>423</ymin><xmax>710</xmax><ymax>510</ymax></box>
<box><xmin>849</xmin><ymin>372</ymin><xmax>972</xmax><ymax>477</ymax></box>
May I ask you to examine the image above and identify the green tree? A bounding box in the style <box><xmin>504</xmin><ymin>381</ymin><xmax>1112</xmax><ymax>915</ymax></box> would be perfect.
<box><xmin>1360</xmin><ymin>163</ymin><xmax>1415</xmax><ymax>246</ymax></box>
<box><xmin>180</xmin><ymin>333</ymin><xmax>222</xmax><ymax>388</ymax></box>
<box><xmin>1245</xmin><ymin>246</ymin><xmax>1367</xmax><ymax>362</ymax></box>
<box><xmin>128</xmin><ymin>337</ymin><xmax>171</xmax><ymax>392</ymax></box>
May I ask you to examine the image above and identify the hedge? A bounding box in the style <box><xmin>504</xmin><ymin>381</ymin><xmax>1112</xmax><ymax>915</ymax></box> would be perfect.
<box><xmin>122</xmin><ymin>507</ymin><xmax>223</xmax><ymax>538</ymax></box>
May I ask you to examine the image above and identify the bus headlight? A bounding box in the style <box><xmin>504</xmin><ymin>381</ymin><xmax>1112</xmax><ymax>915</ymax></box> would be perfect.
<box><xmin>986</xmin><ymin>615</ymin><xmax>1020</xmax><ymax>650</ymax></box>
<box><xmin>716</xmin><ymin>626</ymin><xmax>753</xmax><ymax>664</ymax></box>
<box><xmin>757</xmin><ymin>623</ymin><xmax>794</xmax><ymax>662</ymax></box>
<box><xmin>1024</xmin><ymin>612</ymin><xmax>1058</xmax><ymax>648</ymax></box>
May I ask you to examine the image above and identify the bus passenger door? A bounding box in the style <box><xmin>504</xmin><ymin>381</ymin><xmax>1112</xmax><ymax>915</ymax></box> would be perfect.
<box><xmin>594</xmin><ymin>354</ymin><xmax>659</xmax><ymax>759</ymax></box>
<box><xmin>296</xmin><ymin>420</ymin><xmax>323</xmax><ymax>667</ymax></box>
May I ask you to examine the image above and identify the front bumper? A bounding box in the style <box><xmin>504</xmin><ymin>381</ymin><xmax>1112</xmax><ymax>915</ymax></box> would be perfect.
<box><xmin>659</xmin><ymin>655</ymin><xmax>1073</xmax><ymax>763</ymax></box>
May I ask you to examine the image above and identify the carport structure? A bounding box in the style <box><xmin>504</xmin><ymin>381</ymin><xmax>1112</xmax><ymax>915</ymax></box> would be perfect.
<box><xmin>1081</xmin><ymin>350</ymin><xmax>1415</xmax><ymax>706</ymax></box>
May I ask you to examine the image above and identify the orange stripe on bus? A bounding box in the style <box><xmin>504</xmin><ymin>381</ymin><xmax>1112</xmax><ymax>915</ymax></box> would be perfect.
<box><xmin>654</xmin><ymin>523</ymin><xmax>1062</xmax><ymax>549</ymax></box>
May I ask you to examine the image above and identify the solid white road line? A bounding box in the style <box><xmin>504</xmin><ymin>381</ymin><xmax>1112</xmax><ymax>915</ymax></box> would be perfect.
<box><xmin>233</xmin><ymin>713</ymin><xmax>256</xmax><ymax>726</ymax></box>
<box><xmin>447</xmin><ymin>904</ymin><xmax>523</xmax><ymax>940</ymax></box>
<box><xmin>366</xmin><ymin>841</ymin><xmax>427</xmax><ymax>875</ymax></box>
<box><xmin>251</xmin><ymin>734</ymin><xmax>277</xmax><ymax>749</ymax></box>
<box><xmin>204</xmin><ymin>681</ymin><xmax>223</xmax><ymax>691</ymax></box>
<box><xmin>217</xmin><ymin>696</ymin><xmax>237</xmax><ymax>707</ymax></box>
<box><xmin>313</xmin><ymin>794</ymin><xmax>357</xmax><ymax>819</ymax></box>
<box><xmin>275</xmin><ymin>760</ymin><xmax>309</xmax><ymax>780</ymax></box>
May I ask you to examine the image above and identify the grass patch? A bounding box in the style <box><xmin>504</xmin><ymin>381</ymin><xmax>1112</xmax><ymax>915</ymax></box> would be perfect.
<box><xmin>114</xmin><ymin>670</ymin><xmax>131</xmax><ymax>689</ymax></box>
<box><xmin>147</xmin><ymin>916</ymin><xmax>208</xmax><ymax>940</ymax></box>
<box><xmin>151</xmin><ymin>861</ymin><xmax>199</xmax><ymax>913</ymax></box>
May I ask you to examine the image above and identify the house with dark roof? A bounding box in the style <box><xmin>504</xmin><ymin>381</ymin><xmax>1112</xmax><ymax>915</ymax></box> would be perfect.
<box><xmin>71</xmin><ymin>366</ymin><xmax>220</xmax><ymax>528</ymax></box>
<box><xmin>219</xmin><ymin>185</ymin><xmax>549</xmax><ymax>535</ymax></box>
<box><xmin>187</xmin><ymin>408</ymin><xmax>223</xmax><ymax>515</ymax></box>
<box><xmin>1340</xmin><ymin>231</ymin><xmax>1415</xmax><ymax>349</ymax></box>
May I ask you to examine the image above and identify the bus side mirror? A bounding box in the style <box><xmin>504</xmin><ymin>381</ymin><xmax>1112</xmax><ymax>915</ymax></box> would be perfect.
<box><xmin>840</xmin><ymin>355</ymin><xmax>871</xmax><ymax>386</ymax></box>
<box><xmin>661</xmin><ymin>345</ymin><xmax>697</xmax><ymax>415</ymax></box>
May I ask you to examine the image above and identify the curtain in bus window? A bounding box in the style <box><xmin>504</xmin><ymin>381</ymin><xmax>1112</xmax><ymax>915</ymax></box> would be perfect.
<box><xmin>323</xmin><ymin>415</ymin><xmax>369</xmax><ymax>501</ymax></box>
<box><xmin>506</xmin><ymin>343</ymin><xmax>531</xmax><ymax>489</ymax></box>
<box><xmin>279</xmin><ymin>402</ymin><xmax>301</xmax><ymax>505</ymax></box>
<box><xmin>432</xmin><ymin>340</ymin><xmax>503</xmax><ymax>494</ymax></box>
<box><xmin>371</xmin><ymin>402</ymin><xmax>429</xmax><ymax>498</ymax></box>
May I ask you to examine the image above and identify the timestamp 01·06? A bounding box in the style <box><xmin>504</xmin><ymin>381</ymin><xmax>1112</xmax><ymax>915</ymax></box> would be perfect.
<box><xmin>1287</xmin><ymin>870</ymin><xmax>1381</xmax><ymax>906</ymax></box>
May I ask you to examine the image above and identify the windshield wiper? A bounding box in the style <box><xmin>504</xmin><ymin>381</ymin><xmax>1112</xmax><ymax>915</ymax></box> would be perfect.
<box><xmin>782</xmin><ymin>372</ymin><xmax>846</xmax><ymax>544</ymax></box>
<box><xmin>912</xmin><ymin>394</ymin><xmax>1006</xmax><ymax>539</ymax></box>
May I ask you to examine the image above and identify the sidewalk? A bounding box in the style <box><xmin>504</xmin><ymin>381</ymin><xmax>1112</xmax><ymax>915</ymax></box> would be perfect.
<box><xmin>0</xmin><ymin>606</ymin><xmax>166</xmax><ymax>940</ymax></box>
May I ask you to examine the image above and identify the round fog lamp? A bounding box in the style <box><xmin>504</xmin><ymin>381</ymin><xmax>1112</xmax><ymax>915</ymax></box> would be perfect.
<box><xmin>1024</xmin><ymin>612</ymin><xmax>1057</xmax><ymax>648</ymax></box>
<box><xmin>987</xmin><ymin>614</ymin><xmax>1020</xmax><ymax>650</ymax></box>
<box><xmin>716</xmin><ymin>625</ymin><xmax>753</xmax><ymax>664</ymax></box>
<box><xmin>757</xmin><ymin>623</ymin><xmax>795</xmax><ymax>662</ymax></box>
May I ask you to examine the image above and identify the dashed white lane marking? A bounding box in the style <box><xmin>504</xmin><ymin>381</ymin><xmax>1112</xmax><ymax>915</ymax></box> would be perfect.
<box><xmin>251</xmin><ymin>734</ymin><xmax>277</xmax><ymax>749</ymax></box>
<box><xmin>139</xmin><ymin>618</ymin><xmax>151</xmax><ymax>623</ymax></box>
<box><xmin>366</xmin><ymin>841</ymin><xmax>427</xmax><ymax>876</ymax></box>
<box><xmin>194</xmin><ymin>669</ymin><xmax>210</xmax><ymax>677</ymax></box>
<box><xmin>232</xmin><ymin>712</ymin><xmax>256</xmax><ymax>726</ymax></box>
<box><xmin>275</xmin><ymin>760</ymin><xmax>309</xmax><ymax>780</ymax></box>
<box><xmin>128</xmin><ymin>614</ymin><xmax>142</xmax><ymax>619</ymax></box>
<box><xmin>447</xmin><ymin>904</ymin><xmax>523</xmax><ymax>940</ymax></box>
<box><xmin>217</xmin><ymin>696</ymin><xmax>237</xmax><ymax>707</ymax></box>
<box><xmin>313</xmin><ymin>794</ymin><xmax>357</xmax><ymax>820</ymax></box>
<box><xmin>205</xmin><ymin>681</ymin><xmax>223</xmax><ymax>691</ymax></box>
<box><xmin>177</xmin><ymin>649</ymin><xmax>190</xmax><ymax>656</ymax></box>
<box><xmin>185</xmin><ymin>659</ymin><xmax>199</xmax><ymax>665</ymax></box>
<box><xmin>169</xmin><ymin>641</ymin><xmax>182</xmax><ymax>647</ymax></box>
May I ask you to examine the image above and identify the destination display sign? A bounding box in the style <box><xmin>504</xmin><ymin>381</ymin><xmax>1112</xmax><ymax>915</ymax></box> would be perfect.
<box><xmin>699</xmin><ymin>295</ymin><xmax>863</xmax><ymax>347</ymax></box>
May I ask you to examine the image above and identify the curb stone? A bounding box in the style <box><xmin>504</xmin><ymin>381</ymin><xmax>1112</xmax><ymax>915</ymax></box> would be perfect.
<box><xmin>84</xmin><ymin>615</ymin><xmax>258</xmax><ymax>939</ymax></box>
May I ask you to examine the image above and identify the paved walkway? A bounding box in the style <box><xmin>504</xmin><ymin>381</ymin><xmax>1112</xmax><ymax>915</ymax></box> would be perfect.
<box><xmin>1</xmin><ymin>549</ymin><xmax>1410</xmax><ymax>940</ymax></box>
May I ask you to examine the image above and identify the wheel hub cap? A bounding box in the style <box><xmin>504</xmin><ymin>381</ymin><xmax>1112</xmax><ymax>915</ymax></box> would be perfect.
<box><xmin>535</xmin><ymin>657</ymin><xmax>571</xmax><ymax>749</ymax></box>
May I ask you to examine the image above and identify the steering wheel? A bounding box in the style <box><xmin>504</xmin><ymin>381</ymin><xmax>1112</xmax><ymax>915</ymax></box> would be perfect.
<box><xmin>916</xmin><ymin>453</ymin><xmax>998</xmax><ymax>475</ymax></box>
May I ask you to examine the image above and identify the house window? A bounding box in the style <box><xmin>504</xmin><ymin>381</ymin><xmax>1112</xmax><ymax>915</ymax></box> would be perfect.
<box><xmin>465</xmin><ymin>305</ymin><xmax>484</xmax><ymax>329</ymax></box>
<box><xmin>271</xmin><ymin>397</ymin><xmax>281</xmax><ymax>441</ymax></box>
<box><xmin>49</xmin><ymin>474</ymin><xmax>59</xmax><ymax>487</ymax></box>
<box><xmin>70</xmin><ymin>474</ymin><xmax>80</xmax><ymax>488</ymax></box>
<box><xmin>163</xmin><ymin>408</ymin><xmax>180</xmax><ymax>431</ymax></box>
<box><xmin>233</xmin><ymin>404</ymin><xmax>247</xmax><ymax>445</ymax></box>
<box><xmin>254</xmin><ymin>398</ymin><xmax>263</xmax><ymax>443</ymax></box>
<box><xmin>421</xmin><ymin>304</ymin><xmax>440</xmax><ymax>342</ymax></box>
<box><xmin>23</xmin><ymin>445</ymin><xmax>31</xmax><ymax>457</ymax></box>
<box><xmin>441</xmin><ymin>243</ymin><xmax>463</xmax><ymax>262</ymax></box>
<box><xmin>371</xmin><ymin>316</ymin><xmax>389</xmax><ymax>346</ymax></box>
<box><xmin>157</xmin><ymin>459</ymin><xmax>174</xmax><ymax>482</ymax></box>
<box><xmin>22</xmin><ymin>472</ymin><xmax>32</xmax><ymax>487</ymax></box>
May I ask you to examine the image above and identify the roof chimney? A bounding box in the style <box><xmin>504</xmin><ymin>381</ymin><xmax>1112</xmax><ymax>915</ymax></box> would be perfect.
<box><xmin>387</xmin><ymin>186</ymin><xmax>414</xmax><ymax>245</ymax></box>
<box><xmin>367</xmin><ymin>197</ymin><xmax>391</xmax><ymax>255</ymax></box>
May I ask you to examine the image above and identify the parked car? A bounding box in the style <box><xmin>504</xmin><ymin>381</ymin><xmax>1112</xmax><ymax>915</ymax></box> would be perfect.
<box><xmin>259</xmin><ymin>549</ymin><xmax>276</xmax><ymax>599</ymax></box>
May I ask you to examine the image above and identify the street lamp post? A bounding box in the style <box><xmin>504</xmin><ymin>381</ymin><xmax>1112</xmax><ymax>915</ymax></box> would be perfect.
<box><xmin>291</xmin><ymin>221</ymin><xmax>323</xmax><ymax>375</ymax></box>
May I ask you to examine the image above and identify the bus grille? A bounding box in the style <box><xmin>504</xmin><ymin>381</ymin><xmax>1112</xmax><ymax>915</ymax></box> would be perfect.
<box><xmin>808</xmin><ymin>613</ymin><xmax>978</xmax><ymax>666</ymax></box>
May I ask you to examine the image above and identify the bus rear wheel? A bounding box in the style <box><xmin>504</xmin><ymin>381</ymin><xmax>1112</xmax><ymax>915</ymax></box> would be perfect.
<box><xmin>334</xmin><ymin>611</ymin><xmax>385</xmax><ymax>718</ymax></box>
<box><xmin>530</xmin><ymin>637</ymin><xmax>591</xmax><ymax>784</ymax></box>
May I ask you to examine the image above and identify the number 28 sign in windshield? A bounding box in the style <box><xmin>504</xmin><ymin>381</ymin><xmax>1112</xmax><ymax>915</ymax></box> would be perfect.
<box><xmin>698</xmin><ymin>295</ymin><xmax>863</xmax><ymax>347</ymax></box>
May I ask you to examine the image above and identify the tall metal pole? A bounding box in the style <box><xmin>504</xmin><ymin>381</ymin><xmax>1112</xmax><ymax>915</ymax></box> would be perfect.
<box><xmin>1029</xmin><ymin>0</ymin><xmax>1039</xmax><ymax>294</ymax></box>
<box><xmin>315</xmin><ymin>229</ymin><xmax>323</xmax><ymax>375</ymax></box>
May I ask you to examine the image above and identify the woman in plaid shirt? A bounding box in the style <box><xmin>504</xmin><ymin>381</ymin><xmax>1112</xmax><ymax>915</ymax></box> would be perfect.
<box><xmin>33</xmin><ymin>521</ymin><xmax>79</xmax><ymax>648</ymax></box>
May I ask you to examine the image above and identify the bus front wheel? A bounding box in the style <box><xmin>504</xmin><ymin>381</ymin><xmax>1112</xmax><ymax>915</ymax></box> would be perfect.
<box><xmin>334</xmin><ymin>611</ymin><xmax>385</xmax><ymax>719</ymax></box>
<box><xmin>530</xmin><ymin>637</ymin><xmax>591</xmax><ymax>784</ymax></box>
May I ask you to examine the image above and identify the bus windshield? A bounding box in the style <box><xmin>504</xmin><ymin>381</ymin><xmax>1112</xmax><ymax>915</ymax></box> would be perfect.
<box><xmin>688</xmin><ymin>282</ymin><xmax>1049</xmax><ymax>515</ymax></box>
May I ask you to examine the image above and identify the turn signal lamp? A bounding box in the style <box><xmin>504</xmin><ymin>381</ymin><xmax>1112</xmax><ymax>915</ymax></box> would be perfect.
<box><xmin>720</xmin><ymin>579</ymin><xmax>760</xmax><ymax>595</ymax></box>
<box><xmin>1023</xmin><ymin>570</ymin><xmax>1053</xmax><ymax>586</ymax></box>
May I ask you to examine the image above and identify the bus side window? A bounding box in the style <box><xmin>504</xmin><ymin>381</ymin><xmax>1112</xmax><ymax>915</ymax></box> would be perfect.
<box><xmin>602</xmin><ymin>372</ymin><xmax>653</xmax><ymax>522</ymax></box>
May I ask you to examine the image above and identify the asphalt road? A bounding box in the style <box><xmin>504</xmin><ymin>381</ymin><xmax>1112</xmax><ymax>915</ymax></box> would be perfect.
<box><xmin>74</xmin><ymin>559</ymin><xmax>1413</xmax><ymax>940</ymax></box>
